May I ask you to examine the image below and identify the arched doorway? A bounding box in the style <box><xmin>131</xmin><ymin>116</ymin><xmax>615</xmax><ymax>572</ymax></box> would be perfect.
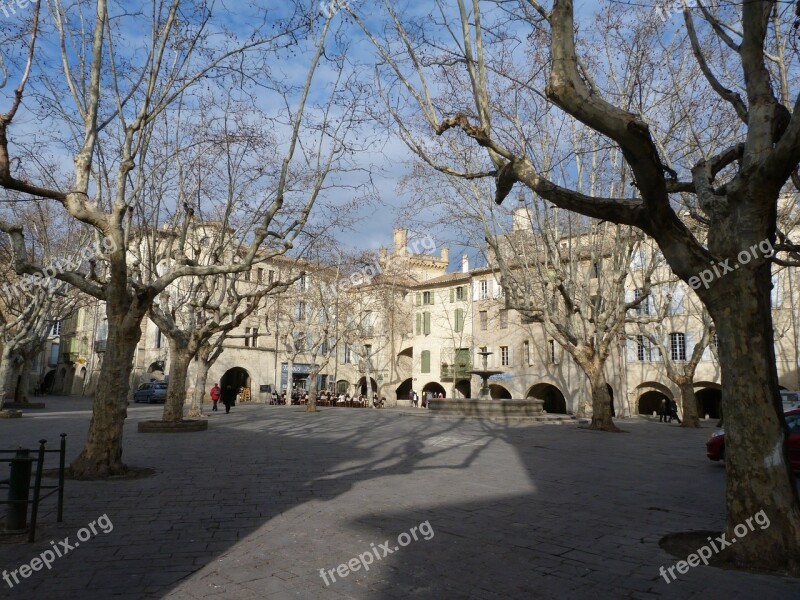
<box><xmin>422</xmin><ymin>382</ymin><xmax>446</xmax><ymax>398</ymax></box>
<box><xmin>454</xmin><ymin>380</ymin><xmax>471</xmax><ymax>399</ymax></box>
<box><xmin>396</xmin><ymin>378</ymin><xmax>412</xmax><ymax>401</ymax></box>
<box><xmin>221</xmin><ymin>367</ymin><xmax>251</xmax><ymax>406</ymax></box>
<box><xmin>526</xmin><ymin>383</ymin><xmax>567</xmax><ymax>414</ymax></box>
<box><xmin>607</xmin><ymin>384</ymin><xmax>615</xmax><ymax>417</ymax></box>
<box><xmin>696</xmin><ymin>387</ymin><xmax>722</xmax><ymax>419</ymax></box>
<box><xmin>489</xmin><ymin>384</ymin><xmax>511</xmax><ymax>399</ymax></box>
<box><xmin>41</xmin><ymin>370</ymin><xmax>55</xmax><ymax>394</ymax></box>
<box><xmin>357</xmin><ymin>377</ymin><xmax>379</xmax><ymax>397</ymax></box>
<box><xmin>638</xmin><ymin>390</ymin><xmax>670</xmax><ymax>415</ymax></box>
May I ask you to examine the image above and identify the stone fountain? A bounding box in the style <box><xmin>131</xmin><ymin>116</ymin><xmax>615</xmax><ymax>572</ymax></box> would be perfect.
<box><xmin>469</xmin><ymin>350</ymin><xmax>504</xmax><ymax>401</ymax></box>
<box><xmin>425</xmin><ymin>351</ymin><xmax>573</xmax><ymax>424</ymax></box>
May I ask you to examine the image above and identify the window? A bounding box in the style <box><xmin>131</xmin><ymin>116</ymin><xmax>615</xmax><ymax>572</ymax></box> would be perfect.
<box><xmin>422</xmin><ymin>291</ymin><xmax>434</xmax><ymax>305</ymax></box>
<box><xmin>636</xmin><ymin>335</ymin><xmax>653</xmax><ymax>362</ymax></box>
<box><xmin>257</xmin><ymin>268</ymin><xmax>263</xmax><ymax>282</ymax></box>
<box><xmin>49</xmin><ymin>344</ymin><xmax>60</xmax><ymax>366</ymax></box>
<box><xmin>591</xmin><ymin>261</ymin><xmax>601</xmax><ymax>279</ymax></box>
<box><xmin>500</xmin><ymin>346</ymin><xmax>509</xmax><ymax>366</ymax></box>
<box><xmin>523</xmin><ymin>341</ymin><xmax>530</xmax><ymax>365</ymax></box>
<box><xmin>633</xmin><ymin>289</ymin><xmax>650</xmax><ymax>315</ymax></box>
<box><xmin>299</xmin><ymin>273</ymin><xmax>307</xmax><ymax>292</ymax></box>
<box><xmin>268</xmin><ymin>270</ymin><xmax>275</xmax><ymax>284</ymax></box>
<box><xmin>667</xmin><ymin>286</ymin><xmax>685</xmax><ymax>315</ymax></box>
<box><xmin>343</xmin><ymin>344</ymin><xmax>352</xmax><ymax>364</ymax></box>
<box><xmin>321</xmin><ymin>338</ymin><xmax>329</xmax><ymax>355</ymax></box>
<box><xmin>479</xmin><ymin>310</ymin><xmax>488</xmax><ymax>330</ymax></box>
<box><xmin>421</xmin><ymin>350</ymin><xmax>431</xmax><ymax>373</ymax></box>
<box><xmin>480</xmin><ymin>280</ymin><xmax>489</xmax><ymax>300</ymax></box>
<box><xmin>590</xmin><ymin>295</ymin><xmax>603</xmax><ymax>316</ymax></box>
<box><xmin>243</xmin><ymin>270</ymin><xmax>251</xmax><ymax>282</ymax></box>
<box><xmin>295</xmin><ymin>302</ymin><xmax>306</xmax><ymax>321</ymax></box>
<box><xmin>423</xmin><ymin>312</ymin><xmax>431</xmax><ymax>335</ymax></box>
<box><xmin>155</xmin><ymin>328</ymin><xmax>162</xmax><ymax>349</ymax></box>
<box><xmin>712</xmin><ymin>334</ymin><xmax>719</xmax><ymax>353</ymax></box>
<box><xmin>251</xmin><ymin>327</ymin><xmax>258</xmax><ymax>348</ymax></box>
<box><xmin>548</xmin><ymin>340</ymin><xmax>558</xmax><ymax>364</ymax></box>
<box><xmin>51</xmin><ymin>321</ymin><xmax>62</xmax><ymax>336</ymax></box>
<box><xmin>499</xmin><ymin>309</ymin><xmax>508</xmax><ymax>329</ymax></box>
<box><xmin>670</xmin><ymin>332</ymin><xmax>686</xmax><ymax>361</ymax></box>
<box><xmin>454</xmin><ymin>308</ymin><xmax>465</xmax><ymax>333</ymax></box>
<box><xmin>456</xmin><ymin>286</ymin><xmax>465</xmax><ymax>301</ymax></box>
<box><xmin>245</xmin><ymin>327</ymin><xmax>251</xmax><ymax>347</ymax></box>
<box><xmin>294</xmin><ymin>332</ymin><xmax>306</xmax><ymax>352</ymax></box>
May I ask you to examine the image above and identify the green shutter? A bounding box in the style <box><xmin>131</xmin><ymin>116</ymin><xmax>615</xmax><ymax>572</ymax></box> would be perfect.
<box><xmin>450</xmin><ymin>288</ymin><xmax>454</xmax><ymax>303</ymax></box>
<box><xmin>415</xmin><ymin>293</ymin><xmax>421</xmax><ymax>306</ymax></box>
<box><xmin>423</xmin><ymin>312</ymin><xmax>431</xmax><ymax>335</ymax></box>
<box><xmin>455</xmin><ymin>308</ymin><xmax>463</xmax><ymax>333</ymax></box>
<box><xmin>421</xmin><ymin>350</ymin><xmax>430</xmax><ymax>373</ymax></box>
<box><xmin>416</xmin><ymin>313</ymin><xmax>421</xmax><ymax>335</ymax></box>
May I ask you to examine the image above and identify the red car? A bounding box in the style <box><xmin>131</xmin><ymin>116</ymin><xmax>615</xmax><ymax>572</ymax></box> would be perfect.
<box><xmin>706</xmin><ymin>408</ymin><xmax>800</xmax><ymax>469</ymax></box>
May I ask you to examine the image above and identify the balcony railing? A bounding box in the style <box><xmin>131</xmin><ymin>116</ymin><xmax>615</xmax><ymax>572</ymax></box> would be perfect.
<box><xmin>441</xmin><ymin>363</ymin><xmax>472</xmax><ymax>382</ymax></box>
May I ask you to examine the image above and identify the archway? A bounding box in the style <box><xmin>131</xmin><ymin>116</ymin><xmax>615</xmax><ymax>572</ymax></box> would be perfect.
<box><xmin>396</xmin><ymin>378</ymin><xmax>412</xmax><ymax>401</ymax></box>
<box><xmin>526</xmin><ymin>383</ymin><xmax>567</xmax><ymax>414</ymax></box>
<box><xmin>422</xmin><ymin>382</ymin><xmax>446</xmax><ymax>398</ymax></box>
<box><xmin>454</xmin><ymin>380</ymin><xmax>471</xmax><ymax>399</ymax></box>
<box><xmin>148</xmin><ymin>361</ymin><xmax>165</xmax><ymax>381</ymax></box>
<box><xmin>696</xmin><ymin>387</ymin><xmax>722</xmax><ymax>419</ymax></box>
<box><xmin>607</xmin><ymin>384</ymin><xmax>615</xmax><ymax>417</ymax></box>
<box><xmin>489</xmin><ymin>384</ymin><xmax>511</xmax><ymax>399</ymax></box>
<box><xmin>357</xmin><ymin>377</ymin><xmax>379</xmax><ymax>397</ymax></box>
<box><xmin>41</xmin><ymin>370</ymin><xmax>55</xmax><ymax>394</ymax></box>
<box><xmin>638</xmin><ymin>390</ymin><xmax>670</xmax><ymax>416</ymax></box>
<box><xmin>221</xmin><ymin>367</ymin><xmax>251</xmax><ymax>406</ymax></box>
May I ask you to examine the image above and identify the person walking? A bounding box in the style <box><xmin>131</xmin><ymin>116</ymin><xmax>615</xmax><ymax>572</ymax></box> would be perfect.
<box><xmin>659</xmin><ymin>398</ymin><xmax>668</xmax><ymax>422</ymax></box>
<box><xmin>222</xmin><ymin>384</ymin><xmax>235</xmax><ymax>414</ymax></box>
<box><xmin>210</xmin><ymin>383</ymin><xmax>221</xmax><ymax>412</ymax></box>
<box><xmin>669</xmin><ymin>398</ymin><xmax>682</xmax><ymax>424</ymax></box>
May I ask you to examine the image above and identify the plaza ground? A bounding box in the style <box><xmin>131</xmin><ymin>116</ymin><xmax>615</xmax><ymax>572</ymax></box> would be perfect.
<box><xmin>1</xmin><ymin>398</ymin><xmax>799</xmax><ymax>599</ymax></box>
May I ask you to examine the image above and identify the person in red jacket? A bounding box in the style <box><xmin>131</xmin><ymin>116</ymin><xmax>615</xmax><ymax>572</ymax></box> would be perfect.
<box><xmin>210</xmin><ymin>383</ymin><xmax>221</xmax><ymax>412</ymax></box>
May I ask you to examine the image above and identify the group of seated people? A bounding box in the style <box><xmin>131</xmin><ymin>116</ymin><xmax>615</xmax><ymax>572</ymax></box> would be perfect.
<box><xmin>269</xmin><ymin>390</ymin><xmax>386</xmax><ymax>408</ymax></box>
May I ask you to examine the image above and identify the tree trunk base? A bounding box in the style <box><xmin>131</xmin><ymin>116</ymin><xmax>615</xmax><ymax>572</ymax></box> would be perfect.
<box><xmin>186</xmin><ymin>407</ymin><xmax>204</xmax><ymax>418</ymax></box>
<box><xmin>680</xmin><ymin>417</ymin><xmax>701</xmax><ymax>428</ymax></box>
<box><xmin>64</xmin><ymin>463</ymin><xmax>156</xmax><ymax>481</ymax></box>
<box><xmin>137</xmin><ymin>419</ymin><xmax>208</xmax><ymax>433</ymax></box>
<box><xmin>306</xmin><ymin>405</ymin><xmax>318</xmax><ymax>413</ymax></box>
<box><xmin>586</xmin><ymin>417</ymin><xmax>623</xmax><ymax>432</ymax></box>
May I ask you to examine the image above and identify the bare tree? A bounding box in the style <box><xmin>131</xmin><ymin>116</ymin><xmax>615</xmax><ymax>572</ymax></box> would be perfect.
<box><xmin>0</xmin><ymin>2</ymin><xmax>348</xmax><ymax>478</ymax></box>
<box><xmin>351</xmin><ymin>0</ymin><xmax>800</xmax><ymax>569</ymax></box>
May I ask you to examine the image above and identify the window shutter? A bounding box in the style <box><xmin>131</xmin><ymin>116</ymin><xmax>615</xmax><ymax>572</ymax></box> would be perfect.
<box><xmin>472</xmin><ymin>280</ymin><xmax>480</xmax><ymax>301</ymax></box>
<box><xmin>421</xmin><ymin>350</ymin><xmax>430</xmax><ymax>373</ymax></box>
<box><xmin>450</xmin><ymin>288</ymin><xmax>454</xmax><ymax>303</ymax></box>
<box><xmin>493</xmin><ymin>277</ymin><xmax>501</xmax><ymax>298</ymax></box>
<box><xmin>423</xmin><ymin>312</ymin><xmax>431</xmax><ymax>335</ymax></box>
<box><xmin>685</xmin><ymin>331</ymin><xmax>695</xmax><ymax>361</ymax></box>
<box><xmin>415</xmin><ymin>293</ymin><xmax>421</xmax><ymax>306</ymax></box>
<box><xmin>772</xmin><ymin>272</ymin><xmax>782</xmax><ymax>307</ymax></box>
<box><xmin>455</xmin><ymin>308</ymin><xmax>463</xmax><ymax>333</ymax></box>
<box><xmin>416</xmin><ymin>313</ymin><xmax>421</xmax><ymax>335</ymax></box>
<box><xmin>626</xmin><ymin>336</ymin><xmax>638</xmax><ymax>362</ymax></box>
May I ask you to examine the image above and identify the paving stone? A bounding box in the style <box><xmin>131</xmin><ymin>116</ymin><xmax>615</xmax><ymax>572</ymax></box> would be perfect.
<box><xmin>0</xmin><ymin>399</ymin><xmax>799</xmax><ymax>599</ymax></box>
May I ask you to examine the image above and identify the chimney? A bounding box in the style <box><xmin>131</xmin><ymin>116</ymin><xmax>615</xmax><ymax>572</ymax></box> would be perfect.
<box><xmin>393</xmin><ymin>228</ymin><xmax>408</xmax><ymax>255</ymax></box>
<box><xmin>440</xmin><ymin>247</ymin><xmax>449</xmax><ymax>263</ymax></box>
<box><xmin>462</xmin><ymin>255</ymin><xmax>469</xmax><ymax>273</ymax></box>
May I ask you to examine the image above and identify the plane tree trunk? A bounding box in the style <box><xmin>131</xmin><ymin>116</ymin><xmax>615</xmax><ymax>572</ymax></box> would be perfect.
<box><xmin>68</xmin><ymin>307</ymin><xmax>146</xmax><ymax>479</ymax></box>
<box><xmin>706</xmin><ymin>264</ymin><xmax>800</xmax><ymax>572</ymax></box>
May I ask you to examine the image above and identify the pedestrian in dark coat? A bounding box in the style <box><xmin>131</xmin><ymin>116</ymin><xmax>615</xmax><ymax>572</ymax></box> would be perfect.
<box><xmin>669</xmin><ymin>398</ymin><xmax>682</xmax><ymax>424</ymax></box>
<box><xmin>222</xmin><ymin>385</ymin><xmax>235</xmax><ymax>414</ymax></box>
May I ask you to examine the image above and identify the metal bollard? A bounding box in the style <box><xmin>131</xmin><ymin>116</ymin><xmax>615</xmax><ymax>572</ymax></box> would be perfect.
<box><xmin>6</xmin><ymin>448</ymin><xmax>33</xmax><ymax>532</ymax></box>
